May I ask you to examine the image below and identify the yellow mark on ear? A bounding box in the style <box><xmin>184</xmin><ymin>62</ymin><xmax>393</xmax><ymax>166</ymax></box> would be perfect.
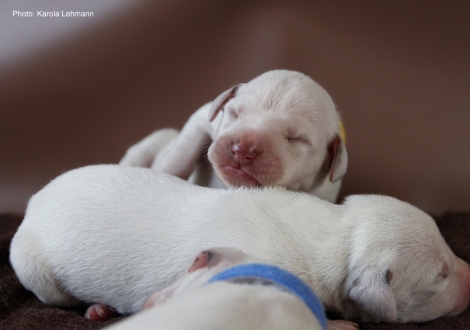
<box><xmin>339</xmin><ymin>119</ymin><xmax>346</xmax><ymax>144</ymax></box>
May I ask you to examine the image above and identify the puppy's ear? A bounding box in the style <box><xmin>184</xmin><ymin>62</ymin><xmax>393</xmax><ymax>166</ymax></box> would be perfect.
<box><xmin>208</xmin><ymin>84</ymin><xmax>243</xmax><ymax>122</ymax></box>
<box><xmin>188</xmin><ymin>250</ymin><xmax>214</xmax><ymax>273</ymax></box>
<box><xmin>144</xmin><ymin>250</ymin><xmax>215</xmax><ymax>310</ymax></box>
<box><xmin>327</xmin><ymin>134</ymin><xmax>348</xmax><ymax>182</ymax></box>
<box><xmin>188</xmin><ymin>247</ymin><xmax>248</xmax><ymax>273</ymax></box>
<box><xmin>142</xmin><ymin>286</ymin><xmax>175</xmax><ymax>309</ymax></box>
<box><xmin>346</xmin><ymin>266</ymin><xmax>397</xmax><ymax>322</ymax></box>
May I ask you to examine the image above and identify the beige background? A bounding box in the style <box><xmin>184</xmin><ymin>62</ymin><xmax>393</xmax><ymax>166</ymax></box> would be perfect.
<box><xmin>1</xmin><ymin>0</ymin><xmax>469</xmax><ymax>214</ymax></box>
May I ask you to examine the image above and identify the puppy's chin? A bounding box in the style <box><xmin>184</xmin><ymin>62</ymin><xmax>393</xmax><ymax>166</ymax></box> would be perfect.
<box><xmin>216</xmin><ymin>166</ymin><xmax>262</xmax><ymax>188</ymax></box>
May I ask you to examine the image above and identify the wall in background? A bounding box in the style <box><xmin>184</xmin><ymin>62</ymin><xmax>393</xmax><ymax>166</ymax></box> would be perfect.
<box><xmin>1</xmin><ymin>0</ymin><xmax>469</xmax><ymax>214</ymax></box>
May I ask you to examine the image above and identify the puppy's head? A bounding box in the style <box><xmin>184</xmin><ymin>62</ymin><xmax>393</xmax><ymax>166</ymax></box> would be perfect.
<box><xmin>207</xmin><ymin>70</ymin><xmax>347</xmax><ymax>195</ymax></box>
<box><xmin>142</xmin><ymin>247</ymin><xmax>257</xmax><ymax>310</ymax></box>
<box><xmin>342</xmin><ymin>195</ymin><xmax>470</xmax><ymax>323</ymax></box>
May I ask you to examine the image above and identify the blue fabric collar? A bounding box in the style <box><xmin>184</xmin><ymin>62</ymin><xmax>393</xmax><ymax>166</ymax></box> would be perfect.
<box><xmin>208</xmin><ymin>263</ymin><xmax>327</xmax><ymax>330</ymax></box>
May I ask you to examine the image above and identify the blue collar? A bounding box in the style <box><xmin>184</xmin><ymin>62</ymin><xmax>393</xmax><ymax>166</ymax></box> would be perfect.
<box><xmin>208</xmin><ymin>263</ymin><xmax>327</xmax><ymax>330</ymax></box>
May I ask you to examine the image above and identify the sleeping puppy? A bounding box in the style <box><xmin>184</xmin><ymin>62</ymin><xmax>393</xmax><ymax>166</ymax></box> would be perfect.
<box><xmin>10</xmin><ymin>165</ymin><xmax>470</xmax><ymax>324</ymax></box>
<box><xmin>103</xmin><ymin>248</ymin><xmax>357</xmax><ymax>330</ymax></box>
<box><xmin>119</xmin><ymin>70</ymin><xmax>347</xmax><ymax>202</ymax></box>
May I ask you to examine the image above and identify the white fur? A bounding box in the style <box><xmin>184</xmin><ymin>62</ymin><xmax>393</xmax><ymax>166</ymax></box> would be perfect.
<box><xmin>119</xmin><ymin>70</ymin><xmax>347</xmax><ymax>202</ymax></box>
<box><xmin>107</xmin><ymin>283</ymin><xmax>325</xmax><ymax>330</ymax></box>
<box><xmin>103</xmin><ymin>248</ymin><xmax>327</xmax><ymax>330</ymax></box>
<box><xmin>10</xmin><ymin>165</ymin><xmax>470</xmax><ymax>323</ymax></box>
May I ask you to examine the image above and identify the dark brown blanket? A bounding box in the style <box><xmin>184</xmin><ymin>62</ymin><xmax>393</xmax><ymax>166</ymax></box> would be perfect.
<box><xmin>1</xmin><ymin>212</ymin><xmax>469</xmax><ymax>330</ymax></box>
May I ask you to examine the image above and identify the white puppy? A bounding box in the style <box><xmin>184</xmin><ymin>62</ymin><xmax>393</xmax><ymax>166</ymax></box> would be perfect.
<box><xmin>119</xmin><ymin>70</ymin><xmax>347</xmax><ymax>202</ymax></box>
<box><xmin>104</xmin><ymin>248</ymin><xmax>356</xmax><ymax>330</ymax></box>
<box><xmin>10</xmin><ymin>165</ymin><xmax>470</xmax><ymax>324</ymax></box>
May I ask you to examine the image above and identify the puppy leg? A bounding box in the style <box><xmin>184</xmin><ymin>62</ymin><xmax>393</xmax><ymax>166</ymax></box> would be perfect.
<box><xmin>154</xmin><ymin>110</ymin><xmax>212</xmax><ymax>180</ymax></box>
<box><xmin>119</xmin><ymin>128</ymin><xmax>179</xmax><ymax>168</ymax></box>
<box><xmin>10</xmin><ymin>230</ymin><xmax>80</xmax><ymax>307</ymax></box>
<box><xmin>85</xmin><ymin>304</ymin><xmax>118</xmax><ymax>321</ymax></box>
<box><xmin>327</xmin><ymin>320</ymin><xmax>359</xmax><ymax>330</ymax></box>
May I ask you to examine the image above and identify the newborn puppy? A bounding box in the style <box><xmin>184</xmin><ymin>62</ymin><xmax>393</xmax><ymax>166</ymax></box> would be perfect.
<box><xmin>10</xmin><ymin>165</ymin><xmax>470</xmax><ymax>324</ymax></box>
<box><xmin>119</xmin><ymin>70</ymin><xmax>347</xmax><ymax>202</ymax></box>
<box><xmin>104</xmin><ymin>248</ymin><xmax>355</xmax><ymax>330</ymax></box>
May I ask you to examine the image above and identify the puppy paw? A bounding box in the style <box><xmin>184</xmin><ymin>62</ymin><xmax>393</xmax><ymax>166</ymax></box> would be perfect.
<box><xmin>327</xmin><ymin>319</ymin><xmax>360</xmax><ymax>330</ymax></box>
<box><xmin>84</xmin><ymin>303</ymin><xmax>118</xmax><ymax>321</ymax></box>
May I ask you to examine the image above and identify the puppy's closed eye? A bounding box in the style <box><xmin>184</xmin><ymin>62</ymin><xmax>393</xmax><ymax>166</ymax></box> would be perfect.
<box><xmin>385</xmin><ymin>269</ymin><xmax>393</xmax><ymax>284</ymax></box>
<box><xmin>285</xmin><ymin>127</ymin><xmax>311</xmax><ymax>145</ymax></box>
<box><xmin>227</xmin><ymin>108</ymin><xmax>238</xmax><ymax>119</ymax></box>
<box><xmin>286</xmin><ymin>134</ymin><xmax>310</xmax><ymax>145</ymax></box>
<box><xmin>226</xmin><ymin>105</ymin><xmax>243</xmax><ymax>120</ymax></box>
<box><xmin>286</xmin><ymin>136</ymin><xmax>302</xmax><ymax>141</ymax></box>
<box><xmin>438</xmin><ymin>262</ymin><xmax>449</xmax><ymax>280</ymax></box>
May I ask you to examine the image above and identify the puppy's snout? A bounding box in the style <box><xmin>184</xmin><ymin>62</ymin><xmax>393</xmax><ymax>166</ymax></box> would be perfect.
<box><xmin>450</xmin><ymin>260</ymin><xmax>470</xmax><ymax>315</ymax></box>
<box><xmin>229</xmin><ymin>134</ymin><xmax>261</xmax><ymax>165</ymax></box>
<box><xmin>230</xmin><ymin>143</ymin><xmax>259</xmax><ymax>164</ymax></box>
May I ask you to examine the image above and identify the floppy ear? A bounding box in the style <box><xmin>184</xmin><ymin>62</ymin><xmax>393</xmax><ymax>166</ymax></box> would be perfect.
<box><xmin>188</xmin><ymin>250</ymin><xmax>213</xmax><ymax>273</ymax></box>
<box><xmin>327</xmin><ymin>134</ymin><xmax>348</xmax><ymax>182</ymax></box>
<box><xmin>208</xmin><ymin>84</ymin><xmax>243</xmax><ymax>122</ymax></box>
<box><xmin>144</xmin><ymin>250</ymin><xmax>215</xmax><ymax>309</ymax></box>
<box><xmin>345</xmin><ymin>266</ymin><xmax>397</xmax><ymax>322</ymax></box>
<box><xmin>142</xmin><ymin>286</ymin><xmax>175</xmax><ymax>310</ymax></box>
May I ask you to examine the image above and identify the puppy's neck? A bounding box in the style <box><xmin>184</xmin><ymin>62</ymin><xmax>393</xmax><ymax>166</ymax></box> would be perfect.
<box><xmin>208</xmin><ymin>263</ymin><xmax>328</xmax><ymax>330</ymax></box>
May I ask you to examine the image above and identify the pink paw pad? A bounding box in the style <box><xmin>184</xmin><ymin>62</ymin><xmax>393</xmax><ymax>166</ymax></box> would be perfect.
<box><xmin>85</xmin><ymin>303</ymin><xmax>117</xmax><ymax>321</ymax></box>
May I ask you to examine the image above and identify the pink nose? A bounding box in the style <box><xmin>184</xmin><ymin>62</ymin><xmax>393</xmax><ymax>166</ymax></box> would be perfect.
<box><xmin>230</xmin><ymin>142</ymin><xmax>260</xmax><ymax>165</ymax></box>
<box><xmin>454</xmin><ymin>261</ymin><xmax>470</xmax><ymax>314</ymax></box>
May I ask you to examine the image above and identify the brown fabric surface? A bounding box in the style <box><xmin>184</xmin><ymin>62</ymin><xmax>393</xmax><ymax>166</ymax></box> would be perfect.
<box><xmin>0</xmin><ymin>212</ymin><xmax>469</xmax><ymax>329</ymax></box>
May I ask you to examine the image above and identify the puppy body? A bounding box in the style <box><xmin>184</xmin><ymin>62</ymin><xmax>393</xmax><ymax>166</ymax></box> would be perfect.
<box><xmin>105</xmin><ymin>248</ymin><xmax>332</xmax><ymax>330</ymax></box>
<box><xmin>120</xmin><ymin>70</ymin><xmax>347</xmax><ymax>202</ymax></box>
<box><xmin>10</xmin><ymin>165</ymin><xmax>470</xmax><ymax>323</ymax></box>
<box><xmin>108</xmin><ymin>283</ymin><xmax>323</xmax><ymax>330</ymax></box>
